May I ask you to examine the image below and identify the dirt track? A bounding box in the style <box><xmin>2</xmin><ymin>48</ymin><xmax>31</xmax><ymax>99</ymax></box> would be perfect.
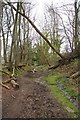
<box><xmin>2</xmin><ymin>71</ymin><xmax>70</xmax><ymax>118</ymax></box>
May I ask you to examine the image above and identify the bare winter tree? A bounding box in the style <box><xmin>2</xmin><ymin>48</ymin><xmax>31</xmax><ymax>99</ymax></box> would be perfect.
<box><xmin>74</xmin><ymin>0</ymin><xmax>79</xmax><ymax>49</ymax></box>
<box><xmin>1</xmin><ymin>0</ymin><xmax>80</xmax><ymax>71</ymax></box>
<box><xmin>44</xmin><ymin>4</ymin><xmax>64</xmax><ymax>54</ymax></box>
<box><xmin>45</xmin><ymin>1</ymin><xmax>79</xmax><ymax>52</ymax></box>
<box><xmin>1</xmin><ymin>1</ymin><xmax>36</xmax><ymax>71</ymax></box>
<box><xmin>10</xmin><ymin>2</ymin><xmax>63</xmax><ymax>58</ymax></box>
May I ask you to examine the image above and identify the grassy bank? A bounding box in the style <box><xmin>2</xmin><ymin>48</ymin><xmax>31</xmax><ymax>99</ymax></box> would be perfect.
<box><xmin>44</xmin><ymin>74</ymin><xmax>79</xmax><ymax>118</ymax></box>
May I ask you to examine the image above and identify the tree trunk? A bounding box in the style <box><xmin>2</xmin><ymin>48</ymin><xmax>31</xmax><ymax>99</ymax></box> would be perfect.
<box><xmin>9</xmin><ymin>3</ymin><xmax>19</xmax><ymax>71</ymax></box>
<box><xmin>74</xmin><ymin>0</ymin><xmax>79</xmax><ymax>49</ymax></box>
<box><xmin>2</xmin><ymin>7</ymin><xmax>7</xmax><ymax>63</ymax></box>
<box><xmin>49</xmin><ymin>47</ymin><xmax>80</xmax><ymax>70</ymax></box>
<box><xmin>6</xmin><ymin>2</ymin><xmax>64</xmax><ymax>59</ymax></box>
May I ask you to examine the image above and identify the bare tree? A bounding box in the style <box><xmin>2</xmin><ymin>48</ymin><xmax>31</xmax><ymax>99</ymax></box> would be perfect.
<box><xmin>8</xmin><ymin>2</ymin><xmax>19</xmax><ymax>71</ymax></box>
<box><xmin>44</xmin><ymin>4</ymin><xmax>64</xmax><ymax>53</ymax></box>
<box><xmin>6</xmin><ymin>1</ymin><xmax>64</xmax><ymax>59</ymax></box>
<box><xmin>74</xmin><ymin>0</ymin><xmax>79</xmax><ymax>49</ymax></box>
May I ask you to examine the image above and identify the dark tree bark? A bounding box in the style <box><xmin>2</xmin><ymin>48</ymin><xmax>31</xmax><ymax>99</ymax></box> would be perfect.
<box><xmin>3</xmin><ymin>1</ymin><xmax>80</xmax><ymax>71</ymax></box>
<box><xmin>49</xmin><ymin>46</ymin><xmax>80</xmax><ymax>70</ymax></box>
<box><xmin>74</xmin><ymin>0</ymin><xmax>79</xmax><ymax>49</ymax></box>
<box><xmin>9</xmin><ymin>3</ymin><xmax>19</xmax><ymax>71</ymax></box>
<box><xmin>1</xmin><ymin>7</ymin><xmax>7</xmax><ymax>63</ymax></box>
<box><xmin>2</xmin><ymin>27</ymin><xmax>7</xmax><ymax>63</ymax></box>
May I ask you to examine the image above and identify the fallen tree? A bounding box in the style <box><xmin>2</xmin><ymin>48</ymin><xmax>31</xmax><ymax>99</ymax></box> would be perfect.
<box><xmin>49</xmin><ymin>48</ymin><xmax>80</xmax><ymax>70</ymax></box>
<box><xmin>6</xmin><ymin>1</ymin><xmax>80</xmax><ymax>71</ymax></box>
<box><xmin>0</xmin><ymin>69</ymin><xmax>19</xmax><ymax>89</ymax></box>
<box><xmin>0</xmin><ymin>82</ymin><xmax>10</xmax><ymax>89</ymax></box>
<box><xmin>0</xmin><ymin>70</ymin><xmax>10</xmax><ymax>76</ymax></box>
<box><xmin>2</xmin><ymin>1</ymin><xmax>80</xmax><ymax>79</ymax></box>
<box><xmin>5</xmin><ymin>1</ymin><xmax>63</xmax><ymax>59</ymax></box>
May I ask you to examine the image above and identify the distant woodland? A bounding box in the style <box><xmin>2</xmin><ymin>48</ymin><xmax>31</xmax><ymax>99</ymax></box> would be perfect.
<box><xmin>0</xmin><ymin>0</ymin><xmax>80</xmax><ymax>71</ymax></box>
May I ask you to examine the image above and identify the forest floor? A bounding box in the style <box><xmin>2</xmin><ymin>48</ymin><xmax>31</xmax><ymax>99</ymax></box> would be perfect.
<box><xmin>2</xmin><ymin>69</ymin><xmax>72</xmax><ymax>119</ymax></box>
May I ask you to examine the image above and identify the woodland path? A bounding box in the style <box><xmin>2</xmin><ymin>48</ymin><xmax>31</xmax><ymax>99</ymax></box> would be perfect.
<box><xmin>2</xmin><ymin>70</ymin><xmax>70</xmax><ymax>118</ymax></box>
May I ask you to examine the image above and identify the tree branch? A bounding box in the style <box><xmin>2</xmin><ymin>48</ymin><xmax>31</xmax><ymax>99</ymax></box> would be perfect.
<box><xmin>5</xmin><ymin>1</ymin><xmax>64</xmax><ymax>59</ymax></box>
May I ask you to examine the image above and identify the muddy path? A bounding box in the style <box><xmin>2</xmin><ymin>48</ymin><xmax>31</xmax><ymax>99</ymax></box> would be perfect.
<box><xmin>2</xmin><ymin>71</ymin><xmax>70</xmax><ymax>118</ymax></box>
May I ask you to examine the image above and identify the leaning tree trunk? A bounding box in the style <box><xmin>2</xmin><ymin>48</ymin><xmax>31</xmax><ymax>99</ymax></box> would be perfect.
<box><xmin>49</xmin><ymin>46</ymin><xmax>80</xmax><ymax>70</ymax></box>
<box><xmin>6</xmin><ymin>1</ymin><xmax>64</xmax><ymax>59</ymax></box>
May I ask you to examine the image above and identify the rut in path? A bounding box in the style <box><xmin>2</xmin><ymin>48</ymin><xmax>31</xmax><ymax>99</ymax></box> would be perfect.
<box><xmin>2</xmin><ymin>71</ymin><xmax>70</xmax><ymax>118</ymax></box>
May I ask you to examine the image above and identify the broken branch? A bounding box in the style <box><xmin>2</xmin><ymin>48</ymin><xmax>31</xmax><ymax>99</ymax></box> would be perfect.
<box><xmin>0</xmin><ymin>82</ymin><xmax>10</xmax><ymax>89</ymax></box>
<box><xmin>10</xmin><ymin>80</ymin><xmax>19</xmax><ymax>88</ymax></box>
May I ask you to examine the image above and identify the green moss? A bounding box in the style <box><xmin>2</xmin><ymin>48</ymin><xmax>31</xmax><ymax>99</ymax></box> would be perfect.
<box><xmin>72</xmin><ymin>59</ymin><xmax>79</xmax><ymax>65</ymax></box>
<box><xmin>36</xmin><ymin>65</ymin><xmax>48</xmax><ymax>72</ymax></box>
<box><xmin>44</xmin><ymin>74</ymin><xmax>79</xmax><ymax>117</ymax></box>
<box><xmin>48</xmin><ymin>85</ymin><xmax>78</xmax><ymax>117</ymax></box>
<box><xmin>24</xmin><ymin>65</ymin><xmax>32</xmax><ymax>70</ymax></box>
<box><xmin>15</xmin><ymin>65</ymin><xmax>32</xmax><ymax>76</ymax></box>
<box><xmin>14</xmin><ymin>69</ymin><xmax>23</xmax><ymax>76</ymax></box>
<box><xmin>44</xmin><ymin>75</ymin><xmax>61</xmax><ymax>84</ymax></box>
<box><xmin>64</xmin><ymin>87</ymin><xmax>78</xmax><ymax>97</ymax></box>
<box><xmin>44</xmin><ymin>75</ymin><xmax>78</xmax><ymax>97</ymax></box>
